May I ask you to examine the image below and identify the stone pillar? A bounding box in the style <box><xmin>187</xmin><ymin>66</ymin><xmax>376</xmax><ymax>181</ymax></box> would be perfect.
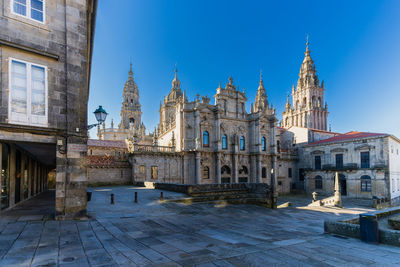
<box><xmin>233</xmin><ymin>154</ymin><xmax>238</xmax><ymax>183</ymax></box>
<box><xmin>256</xmin><ymin>155</ymin><xmax>262</xmax><ymax>183</ymax></box>
<box><xmin>21</xmin><ymin>156</ymin><xmax>25</xmax><ymax>201</ymax></box>
<box><xmin>0</xmin><ymin>144</ymin><xmax>2</xmax><ymax>213</ymax></box>
<box><xmin>334</xmin><ymin>172</ymin><xmax>342</xmax><ymax>208</ymax></box>
<box><xmin>9</xmin><ymin>146</ymin><xmax>16</xmax><ymax>206</ymax></box>
<box><xmin>215</xmin><ymin>153</ymin><xmax>221</xmax><ymax>184</ymax></box>
<box><xmin>195</xmin><ymin>152</ymin><xmax>201</xmax><ymax>184</ymax></box>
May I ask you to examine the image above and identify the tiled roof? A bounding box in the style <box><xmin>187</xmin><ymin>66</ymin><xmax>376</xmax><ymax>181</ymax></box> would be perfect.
<box><xmin>87</xmin><ymin>139</ymin><xmax>127</xmax><ymax>148</ymax></box>
<box><xmin>307</xmin><ymin>131</ymin><xmax>388</xmax><ymax>146</ymax></box>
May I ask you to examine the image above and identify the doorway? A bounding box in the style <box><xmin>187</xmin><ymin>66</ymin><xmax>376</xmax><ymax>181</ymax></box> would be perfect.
<box><xmin>339</xmin><ymin>174</ymin><xmax>347</xmax><ymax>196</ymax></box>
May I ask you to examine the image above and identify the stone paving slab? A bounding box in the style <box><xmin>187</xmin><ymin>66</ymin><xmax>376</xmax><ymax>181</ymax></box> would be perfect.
<box><xmin>0</xmin><ymin>186</ymin><xmax>400</xmax><ymax>266</ymax></box>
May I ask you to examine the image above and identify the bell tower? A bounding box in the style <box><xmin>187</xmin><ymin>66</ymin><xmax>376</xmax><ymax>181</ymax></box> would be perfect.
<box><xmin>119</xmin><ymin>62</ymin><xmax>144</xmax><ymax>131</ymax></box>
<box><xmin>282</xmin><ymin>39</ymin><xmax>328</xmax><ymax>130</ymax></box>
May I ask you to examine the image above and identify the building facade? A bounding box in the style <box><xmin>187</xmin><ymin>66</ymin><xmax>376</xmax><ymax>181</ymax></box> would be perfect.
<box><xmin>0</xmin><ymin>0</ymin><xmax>97</xmax><ymax>218</ymax></box>
<box><xmin>300</xmin><ymin>132</ymin><xmax>400</xmax><ymax>203</ymax></box>
<box><xmin>281</xmin><ymin>41</ymin><xmax>328</xmax><ymax>130</ymax></box>
<box><xmin>89</xmin><ymin>40</ymin><xmax>400</xmax><ymax>204</ymax></box>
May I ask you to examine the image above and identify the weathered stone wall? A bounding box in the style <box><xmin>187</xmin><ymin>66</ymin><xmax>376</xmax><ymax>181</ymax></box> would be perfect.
<box><xmin>87</xmin><ymin>167</ymin><xmax>131</xmax><ymax>186</ymax></box>
<box><xmin>0</xmin><ymin>0</ymin><xmax>97</xmax><ymax>218</ymax></box>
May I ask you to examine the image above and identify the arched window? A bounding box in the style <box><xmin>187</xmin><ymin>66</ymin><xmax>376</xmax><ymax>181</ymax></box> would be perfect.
<box><xmin>129</xmin><ymin>118</ymin><xmax>135</xmax><ymax>125</ymax></box>
<box><xmin>222</xmin><ymin>134</ymin><xmax>227</xmax><ymax>150</ymax></box>
<box><xmin>262</xmin><ymin>167</ymin><xmax>267</xmax><ymax>178</ymax></box>
<box><xmin>239</xmin><ymin>166</ymin><xmax>248</xmax><ymax>175</ymax></box>
<box><xmin>315</xmin><ymin>175</ymin><xmax>323</xmax><ymax>189</ymax></box>
<box><xmin>203</xmin><ymin>131</ymin><xmax>209</xmax><ymax>147</ymax></box>
<box><xmin>261</xmin><ymin>137</ymin><xmax>266</xmax><ymax>151</ymax></box>
<box><xmin>361</xmin><ymin>175</ymin><xmax>371</xmax><ymax>192</ymax></box>
<box><xmin>221</xmin><ymin>165</ymin><xmax>231</xmax><ymax>175</ymax></box>
<box><xmin>202</xmin><ymin>166</ymin><xmax>210</xmax><ymax>179</ymax></box>
<box><xmin>240</xmin><ymin>136</ymin><xmax>245</xmax><ymax>151</ymax></box>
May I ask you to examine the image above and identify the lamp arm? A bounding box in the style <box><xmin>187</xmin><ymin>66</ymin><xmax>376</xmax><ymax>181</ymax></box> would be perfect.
<box><xmin>87</xmin><ymin>123</ymin><xmax>99</xmax><ymax>130</ymax></box>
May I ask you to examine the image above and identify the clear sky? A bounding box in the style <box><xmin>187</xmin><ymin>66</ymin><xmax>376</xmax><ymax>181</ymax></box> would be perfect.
<box><xmin>88</xmin><ymin>0</ymin><xmax>400</xmax><ymax>138</ymax></box>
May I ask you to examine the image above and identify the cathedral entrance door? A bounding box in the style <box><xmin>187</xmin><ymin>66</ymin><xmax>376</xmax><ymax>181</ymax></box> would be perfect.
<box><xmin>339</xmin><ymin>174</ymin><xmax>347</xmax><ymax>196</ymax></box>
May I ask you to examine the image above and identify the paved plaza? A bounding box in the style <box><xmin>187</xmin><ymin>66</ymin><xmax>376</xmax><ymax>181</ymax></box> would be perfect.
<box><xmin>0</xmin><ymin>186</ymin><xmax>400</xmax><ymax>266</ymax></box>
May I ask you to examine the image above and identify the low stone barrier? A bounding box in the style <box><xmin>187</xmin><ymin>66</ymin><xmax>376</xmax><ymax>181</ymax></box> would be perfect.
<box><xmin>324</xmin><ymin>207</ymin><xmax>400</xmax><ymax>246</ymax></box>
<box><xmin>133</xmin><ymin>182</ymin><xmax>275</xmax><ymax>208</ymax></box>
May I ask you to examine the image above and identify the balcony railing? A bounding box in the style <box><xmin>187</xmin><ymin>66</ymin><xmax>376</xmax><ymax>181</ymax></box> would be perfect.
<box><xmin>129</xmin><ymin>144</ymin><xmax>175</xmax><ymax>153</ymax></box>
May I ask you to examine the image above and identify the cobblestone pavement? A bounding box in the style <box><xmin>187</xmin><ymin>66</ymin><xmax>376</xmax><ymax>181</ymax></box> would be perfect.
<box><xmin>0</xmin><ymin>186</ymin><xmax>400</xmax><ymax>266</ymax></box>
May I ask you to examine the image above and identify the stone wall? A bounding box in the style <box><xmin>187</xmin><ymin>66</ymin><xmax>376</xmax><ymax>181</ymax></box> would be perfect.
<box><xmin>0</xmin><ymin>0</ymin><xmax>97</xmax><ymax>218</ymax></box>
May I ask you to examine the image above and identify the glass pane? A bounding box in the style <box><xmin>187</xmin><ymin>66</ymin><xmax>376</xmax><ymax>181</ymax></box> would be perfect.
<box><xmin>31</xmin><ymin>0</ymin><xmax>43</xmax><ymax>10</ymax></box>
<box><xmin>31</xmin><ymin>65</ymin><xmax>45</xmax><ymax>116</ymax></box>
<box><xmin>11</xmin><ymin>61</ymin><xmax>27</xmax><ymax>114</ymax></box>
<box><xmin>13</xmin><ymin>1</ymin><xmax>27</xmax><ymax>16</ymax></box>
<box><xmin>31</xmin><ymin>9</ymin><xmax>43</xmax><ymax>22</ymax></box>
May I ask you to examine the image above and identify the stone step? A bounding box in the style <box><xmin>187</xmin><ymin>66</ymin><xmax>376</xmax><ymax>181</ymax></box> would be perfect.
<box><xmin>189</xmin><ymin>189</ymin><xmax>248</xmax><ymax>197</ymax></box>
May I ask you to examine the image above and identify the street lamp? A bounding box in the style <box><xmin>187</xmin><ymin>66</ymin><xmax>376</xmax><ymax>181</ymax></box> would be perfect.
<box><xmin>88</xmin><ymin>105</ymin><xmax>108</xmax><ymax>130</ymax></box>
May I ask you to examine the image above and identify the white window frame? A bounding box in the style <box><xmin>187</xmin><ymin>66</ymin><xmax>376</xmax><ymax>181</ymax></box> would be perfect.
<box><xmin>11</xmin><ymin>0</ymin><xmax>46</xmax><ymax>24</ymax></box>
<box><xmin>8</xmin><ymin>58</ymin><xmax>48</xmax><ymax>127</ymax></box>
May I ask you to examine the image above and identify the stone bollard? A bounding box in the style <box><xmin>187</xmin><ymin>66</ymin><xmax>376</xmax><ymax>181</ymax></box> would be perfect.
<box><xmin>160</xmin><ymin>192</ymin><xmax>164</xmax><ymax>201</ymax></box>
<box><xmin>111</xmin><ymin>193</ymin><xmax>114</xmax><ymax>205</ymax></box>
<box><xmin>134</xmin><ymin>192</ymin><xmax>138</xmax><ymax>203</ymax></box>
<box><xmin>312</xmin><ymin>192</ymin><xmax>318</xmax><ymax>202</ymax></box>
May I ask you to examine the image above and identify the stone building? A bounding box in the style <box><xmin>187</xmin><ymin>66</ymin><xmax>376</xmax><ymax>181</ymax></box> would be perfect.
<box><xmin>282</xmin><ymin>41</ymin><xmax>329</xmax><ymax>130</ymax></box>
<box><xmin>98</xmin><ymin>63</ymin><xmax>146</xmax><ymax>141</ymax></box>
<box><xmin>299</xmin><ymin>132</ymin><xmax>400</xmax><ymax>204</ymax></box>
<box><xmin>0</xmin><ymin>0</ymin><xmax>97</xmax><ymax>218</ymax></box>
<box><xmin>89</xmin><ymin>40</ymin><xmax>400</xmax><ymax>204</ymax></box>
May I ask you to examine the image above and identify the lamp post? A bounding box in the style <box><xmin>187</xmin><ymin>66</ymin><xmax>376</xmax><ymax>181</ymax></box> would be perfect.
<box><xmin>88</xmin><ymin>105</ymin><xmax>108</xmax><ymax>130</ymax></box>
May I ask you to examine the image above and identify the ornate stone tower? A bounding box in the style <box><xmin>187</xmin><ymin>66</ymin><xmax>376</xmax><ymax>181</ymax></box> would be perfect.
<box><xmin>254</xmin><ymin>73</ymin><xmax>270</xmax><ymax>113</ymax></box>
<box><xmin>282</xmin><ymin>40</ymin><xmax>328</xmax><ymax>130</ymax></box>
<box><xmin>119</xmin><ymin>63</ymin><xmax>144</xmax><ymax>131</ymax></box>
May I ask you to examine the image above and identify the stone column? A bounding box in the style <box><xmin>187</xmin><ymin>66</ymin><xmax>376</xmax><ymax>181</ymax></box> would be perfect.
<box><xmin>216</xmin><ymin>153</ymin><xmax>221</xmax><ymax>184</ymax></box>
<box><xmin>256</xmin><ymin>155</ymin><xmax>262</xmax><ymax>183</ymax></box>
<box><xmin>0</xmin><ymin>143</ymin><xmax>2</xmax><ymax>213</ymax></box>
<box><xmin>334</xmin><ymin>172</ymin><xmax>342</xmax><ymax>208</ymax></box>
<box><xmin>195</xmin><ymin>152</ymin><xmax>201</xmax><ymax>184</ymax></box>
<box><xmin>9</xmin><ymin>146</ymin><xmax>16</xmax><ymax>206</ymax></box>
<box><xmin>233</xmin><ymin>154</ymin><xmax>239</xmax><ymax>183</ymax></box>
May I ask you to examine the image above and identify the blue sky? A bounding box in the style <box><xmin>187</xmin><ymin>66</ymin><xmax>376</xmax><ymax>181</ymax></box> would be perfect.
<box><xmin>88</xmin><ymin>0</ymin><xmax>400</xmax><ymax>138</ymax></box>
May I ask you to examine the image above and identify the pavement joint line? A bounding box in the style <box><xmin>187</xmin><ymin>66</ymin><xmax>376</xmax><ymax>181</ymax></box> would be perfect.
<box><xmin>76</xmin><ymin>222</ymin><xmax>91</xmax><ymax>266</ymax></box>
<box><xmin>29</xmin><ymin>221</ymin><xmax>45</xmax><ymax>266</ymax></box>
<box><xmin>88</xmin><ymin>220</ymin><xmax>116</xmax><ymax>265</ymax></box>
<box><xmin>0</xmin><ymin>221</ymin><xmax>27</xmax><ymax>262</ymax></box>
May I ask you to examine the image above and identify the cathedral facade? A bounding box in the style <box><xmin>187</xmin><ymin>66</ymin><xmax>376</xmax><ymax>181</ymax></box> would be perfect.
<box><xmin>88</xmin><ymin>41</ymin><xmax>400</xmax><ymax>202</ymax></box>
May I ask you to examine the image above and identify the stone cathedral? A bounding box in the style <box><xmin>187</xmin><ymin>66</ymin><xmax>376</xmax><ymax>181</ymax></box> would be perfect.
<box><xmin>88</xmin><ymin>41</ymin><xmax>400</xmax><ymax>202</ymax></box>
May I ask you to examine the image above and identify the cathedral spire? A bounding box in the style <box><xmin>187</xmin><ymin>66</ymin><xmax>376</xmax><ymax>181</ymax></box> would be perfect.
<box><xmin>171</xmin><ymin>66</ymin><xmax>181</xmax><ymax>90</ymax></box>
<box><xmin>254</xmin><ymin>73</ymin><xmax>268</xmax><ymax>112</ymax></box>
<box><xmin>128</xmin><ymin>58</ymin><xmax>133</xmax><ymax>79</ymax></box>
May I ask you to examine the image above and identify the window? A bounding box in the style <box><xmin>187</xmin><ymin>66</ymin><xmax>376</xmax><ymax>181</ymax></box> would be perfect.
<box><xmin>314</xmin><ymin>156</ymin><xmax>321</xmax><ymax>170</ymax></box>
<box><xmin>13</xmin><ymin>0</ymin><xmax>45</xmax><ymax>23</ymax></box>
<box><xmin>140</xmin><ymin>165</ymin><xmax>145</xmax><ymax>174</ymax></box>
<box><xmin>262</xmin><ymin>167</ymin><xmax>267</xmax><ymax>178</ymax></box>
<box><xmin>239</xmin><ymin>166</ymin><xmax>248</xmax><ymax>175</ymax></box>
<box><xmin>221</xmin><ymin>165</ymin><xmax>231</xmax><ymax>175</ymax></box>
<box><xmin>335</xmin><ymin>154</ymin><xmax>343</xmax><ymax>169</ymax></box>
<box><xmin>361</xmin><ymin>175</ymin><xmax>371</xmax><ymax>192</ymax></box>
<box><xmin>288</xmin><ymin>168</ymin><xmax>292</xmax><ymax>178</ymax></box>
<box><xmin>277</xmin><ymin>140</ymin><xmax>281</xmax><ymax>153</ymax></box>
<box><xmin>203</xmin><ymin>131</ymin><xmax>209</xmax><ymax>147</ymax></box>
<box><xmin>360</xmin><ymin>151</ymin><xmax>370</xmax><ymax>168</ymax></box>
<box><xmin>9</xmin><ymin>59</ymin><xmax>47</xmax><ymax>126</ymax></box>
<box><xmin>202</xmin><ymin>166</ymin><xmax>209</xmax><ymax>179</ymax></box>
<box><xmin>315</xmin><ymin>175</ymin><xmax>322</xmax><ymax>189</ymax></box>
<box><xmin>240</xmin><ymin>136</ymin><xmax>245</xmax><ymax>151</ymax></box>
<box><xmin>261</xmin><ymin>137</ymin><xmax>266</xmax><ymax>151</ymax></box>
<box><xmin>222</xmin><ymin>134</ymin><xmax>227</xmax><ymax>150</ymax></box>
<box><xmin>151</xmin><ymin>166</ymin><xmax>158</xmax><ymax>179</ymax></box>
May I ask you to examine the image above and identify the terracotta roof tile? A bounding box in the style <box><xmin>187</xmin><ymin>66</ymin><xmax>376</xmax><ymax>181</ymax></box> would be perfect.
<box><xmin>87</xmin><ymin>139</ymin><xmax>127</xmax><ymax>148</ymax></box>
<box><xmin>307</xmin><ymin>131</ymin><xmax>388</xmax><ymax>146</ymax></box>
